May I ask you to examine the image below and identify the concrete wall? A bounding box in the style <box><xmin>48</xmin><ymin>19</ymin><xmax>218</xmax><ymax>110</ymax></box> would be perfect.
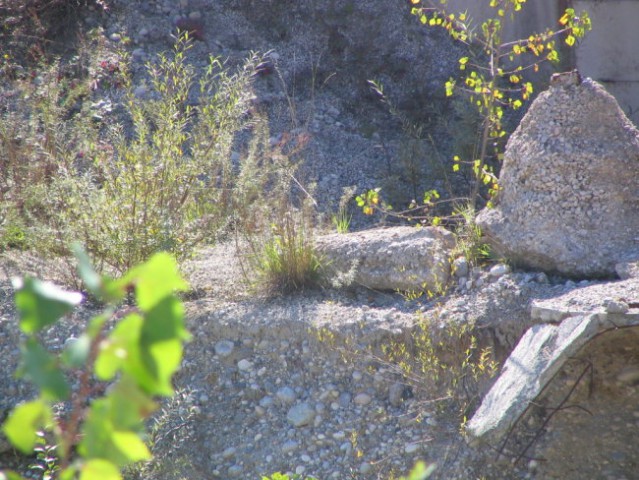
<box><xmin>444</xmin><ymin>0</ymin><xmax>639</xmax><ymax>124</ymax></box>
<box><xmin>575</xmin><ymin>1</ymin><xmax>639</xmax><ymax>123</ymax></box>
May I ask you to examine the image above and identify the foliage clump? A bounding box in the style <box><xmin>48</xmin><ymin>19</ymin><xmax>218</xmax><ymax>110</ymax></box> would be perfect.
<box><xmin>0</xmin><ymin>35</ymin><xmax>298</xmax><ymax>279</ymax></box>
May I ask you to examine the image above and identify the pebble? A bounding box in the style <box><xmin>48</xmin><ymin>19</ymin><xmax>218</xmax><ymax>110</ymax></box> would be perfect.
<box><xmin>237</xmin><ymin>359</ymin><xmax>253</xmax><ymax>371</ymax></box>
<box><xmin>453</xmin><ymin>256</ymin><xmax>469</xmax><ymax>278</ymax></box>
<box><xmin>227</xmin><ymin>465</ymin><xmax>243</xmax><ymax>477</ymax></box>
<box><xmin>360</xmin><ymin>462</ymin><xmax>373</xmax><ymax>475</ymax></box>
<box><xmin>215</xmin><ymin>340</ymin><xmax>234</xmax><ymax>357</ymax></box>
<box><xmin>604</xmin><ymin>298</ymin><xmax>629</xmax><ymax>314</ymax></box>
<box><xmin>353</xmin><ymin>393</ymin><xmax>372</xmax><ymax>406</ymax></box>
<box><xmin>222</xmin><ymin>447</ymin><xmax>236</xmax><ymax>459</ymax></box>
<box><xmin>276</xmin><ymin>386</ymin><xmax>297</xmax><ymax>404</ymax></box>
<box><xmin>281</xmin><ymin>440</ymin><xmax>298</xmax><ymax>454</ymax></box>
<box><xmin>489</xmin><ymin>264</ymin><xmax>511</xmax><ymax>278</ymax></box>
<box><xmin>405</xmin><ymin>443</ymin><xmax>420</xmax><ymax>454</ymax></box>
<box><xmin>259</xmin><ymin>396</ymin><xmax>274</xmax><ymax>408</ymax></box>
<box><xmin>338</xmin><ymin>392</ymin><xmax>351</xmax><ymax>407</ymax></box>
<box><xmin>132</xmin><ymin>48</ymin><xmax>146</xmax><ymax>60</ymax></box>
<box><xmin>388</xmin><ymin>382</ymin><xmax>406</xmax><ymax>407</ymax></box>
<box><xmin>287</xmin><ymin>403</ymin><xmax>316</xmax><ymax>427</ymax></box>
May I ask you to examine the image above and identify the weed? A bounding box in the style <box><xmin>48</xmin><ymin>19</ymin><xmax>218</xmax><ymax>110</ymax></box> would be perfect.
<box><xmin>28</xmin><ymin>431</ymin><xmax>60</xmax><ymax>480</ymax></box>
<box><xmin>126</xmin><ymin>388</ymin><xmax>199</xmax><ymax>480</ymax></box>
<box><xmin>451</xmin><ymin>203</ymin><xmax>491</xmax><ymax>267</ymax></box>
<box><xmin>381</xmin><ymin>313</ymin><xmax>498</xmax><ymax>419</ymax></box>
<box><xmin>331</xmin><ymin>186</ymin><xmax>356</xmax><ymax>234</ymax></box>
<box><xmin>249</xmin><ymin>211</ymin><xmax>322</xmax><ymax>294</ymax></box>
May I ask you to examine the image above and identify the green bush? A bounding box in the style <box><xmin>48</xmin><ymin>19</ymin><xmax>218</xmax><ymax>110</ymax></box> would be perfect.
<box><xmin>1</xmin><ymin>35</ymin><xmax>295</xmax><ymax>277</ymax></box>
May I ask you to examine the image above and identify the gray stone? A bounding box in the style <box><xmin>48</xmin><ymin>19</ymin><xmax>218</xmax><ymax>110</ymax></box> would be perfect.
<box><xmin>353</xmin><ymin>393</ymin><xmax>372</xmax><ymax>406</ymax></box>
<box><xmin>215</xmin><ymin>340</ymin><xmax>234</xmax><ymax>357</ymax></box>
<box><xmin>531</xmin><ymin>278</ymin><xmax>639</xmax><ymax>319</ymax></box>
<box><xmin>604</xmin><ymin>298</ymin><xmax>629</xmax><ymax>314</ymax></box>
<box><xmin>359</xmin><ymin>462</ymin><xmax>373</xmax><ymax>475</ymax></box>
<box><xmin>467</xmin><ymin>314</ymin><xmax>601</xmax><ymax>442</ymax></box>
<box><xmin>237</xmin><ymin>359</ymin><xmax>252</xmax><ymax>371</ymax></box>
<box><xmin>477</xmin><ymin>78</ymin><xmax>639</xmax><ymax>278</ymax></box>
<box><xmin>222</xmin><ymin>447</ymin><xmax>236</xmax><ymax>459</ymax></box>
<box><xmin>286</xmin><ymin>403</ymin><xmax>315</xmax><ymax>427</ymax></box>
<box><xmin>338</xmin><ymin>392</ymin><xmax>351</xmax><ymax>407</ymax></box>
<box><xmin>315</xmin><ymin>226</ymin><xmax>455</xmax><ymax>291</ymax></box>
<box><xmin>281</xmin><ymin>439</ymin><xmax>298</xmax><ymax>454</ymax></box>
<box><xmin>489</xmin><ymin>264</ymin><xmax>510</xmax><ymax>279</ymax></box>
<box><xmin>227</xmin><ymin>465</ymin><xmax>243</xmax><ymax>477</ymax></box>
<box><xmin>276</xmin><ymin>386</ymin><xmax>297</xmax><ymax>405</ymax></box>
<box><xmin>453</xmin><ymin>256</ymin><xmax>469</xmax><ymax>278</ymax></box>
<box><xmin>388</xmin><ymin>382</ymin><xmax>407</xmax><ymax>407</ymax></box>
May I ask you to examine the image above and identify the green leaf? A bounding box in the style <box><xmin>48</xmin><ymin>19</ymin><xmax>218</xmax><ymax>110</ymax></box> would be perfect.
<box><xmin>2</xmin><ymin>400</ymin><xmax>52</xmax><ymax>454</ymax></box>
<box><xmin>137</xmin><ymin>296</ymin><xmax>190</xmax><ymax>395</ymax></box>
<box><xmin>119</xmin><ymin>253</ymin><xmax>187</xmax><ymax>312</ymax></box>
<box><xmin>62</xmin><ymin>334</ymin><xmax>92</xmax><ymax>369</ymax></box>
<box><xmin>95</xmin><ymin>313</ymin><xmax>143</xmax><ymax>381</ymax></box>
<box><xmin>13</xmin><ymin>278</ymin><xmax>82</xmax><ymax>334</ymax></box>
<box><xmin>20</xmin><ymin>338</ymin><xmax>70</xmax><ymax>400</ymax></box>
<box><xmin>72</xmin><ymin>244</ymin><xmax>102</xmax><ymax>297</ymax></box>
<box><xmin>109</xmin><ymin>377</ymin><xmax>157</xmax><ymax>429</ymax></box>
<box><xmin>402</xmin><ymin>461</ymin><xmax>436</xmax><ymax>480</ymax></box>
<box><xmin>79</xmin><ymin>396</ymin><xmax>151</xmax><ymax>467</ymax></box>
<box><xmin>79</xmin><ymin>459</ymin><xmax>122</xmax><ymax>480</ymax></box>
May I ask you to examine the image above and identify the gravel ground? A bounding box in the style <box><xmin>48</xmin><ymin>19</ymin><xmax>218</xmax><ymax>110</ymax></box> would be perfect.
<box><xmin>1</xmin><ymin>1</ymin><xmax>635</xmax><ymax>478</ymax></box>
<box><xmin>0</xmin><ymin>242</ymin><xmax>603</xmax><ymax>479</ymax></box>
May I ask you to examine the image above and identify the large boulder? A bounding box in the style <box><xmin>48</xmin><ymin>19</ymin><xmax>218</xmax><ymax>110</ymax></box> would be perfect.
<box><xmin>477</xmin><ymin>73</ymin><xmax>639</xmax><ymax>278</ymax></box>
<box><xmin>315</xmin><ymin>226</ymin><xmax>454</xmax><ymax>292</ymax></box>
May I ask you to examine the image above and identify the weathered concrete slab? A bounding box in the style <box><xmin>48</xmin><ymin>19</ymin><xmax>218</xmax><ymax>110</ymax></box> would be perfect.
<box><xmin>531</xmin><ymin>278</ymin><xmax>639</xmax><ymax>321</ymax></box>
<box><xmin>315</xmin><ymin>226</ymin><xmax>454</xmax><ymax>292</ymax></box>
<box><xmin>466</xmin><ymin>314</ymin><xmax>600</xmax><ymax>442</ymax></box>
<box><xmin>468</xmin><ymin>277</ymin><xmax>639</xmax><ymax>444</ymax></box>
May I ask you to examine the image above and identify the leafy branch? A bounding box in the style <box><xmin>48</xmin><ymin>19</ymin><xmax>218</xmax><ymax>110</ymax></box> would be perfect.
<box><xmin>1</xmin><ymin>246</ymin><xmax>190</xmax><ymax>480</ymax></box>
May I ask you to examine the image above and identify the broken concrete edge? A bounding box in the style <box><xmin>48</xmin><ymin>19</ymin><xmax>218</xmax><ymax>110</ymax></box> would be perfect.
<box><xmin>465</xmin><ymin>311</ymin><xmax>639</xmax><ymax>446</ymax></box>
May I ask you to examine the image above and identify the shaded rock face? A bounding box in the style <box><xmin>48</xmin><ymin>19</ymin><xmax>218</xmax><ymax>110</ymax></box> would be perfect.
<box><xmin>315</xmin><ymin>226</ymin><xmax>454</xmax><ymax>292</ymax></box>
<box><xmin>477</xmin><ymin>77</ymin><xmax>639</xmax><ymax>278</ymax></box>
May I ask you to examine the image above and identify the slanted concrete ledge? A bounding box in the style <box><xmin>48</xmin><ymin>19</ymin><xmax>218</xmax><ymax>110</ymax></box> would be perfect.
<box><xmin>467</xmin><ymin>278</ymin><xmax>639</xmax><ymax>445</ymax></box>
<box><xmin>466</xmin><ymin>314</ymin><xmax>600</xmax><ymax>442</ymax></box>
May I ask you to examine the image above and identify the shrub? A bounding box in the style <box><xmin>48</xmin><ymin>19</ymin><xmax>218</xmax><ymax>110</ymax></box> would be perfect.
<box><xmin>381</xmin><ymin>313</ymin><xmax>498</xmax><ymax>421</ymax></box>
<box><xmin>1</xmin><ymin>34</ymin><xmax>294</xmax><ymax>277</ymax></box>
